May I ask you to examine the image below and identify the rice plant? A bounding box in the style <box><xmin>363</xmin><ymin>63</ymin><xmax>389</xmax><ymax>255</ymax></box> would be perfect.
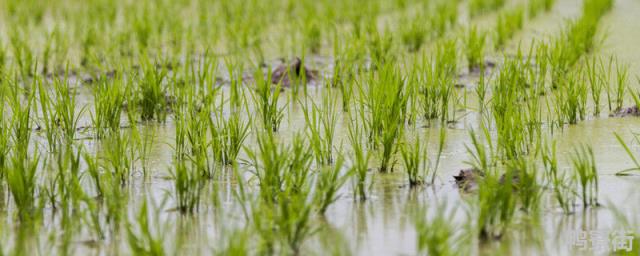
<box><xmin>52</xmin><ymin>74</ymin><xmax>85</xmax><ymax>142</ymax></box>
<box><xmin>301</xmin><ymin>92</ymin><xmax>338</xmax><ymax>165</ymax></box>
<box><xmin>348</xmin><ymin>117</ymin><xmax>371</xmax><ymax>201</ymax></box>
<box><xmin>413</xmin><ymin>203</ymin><xmax>469</xmax><ymax>255</ymax></box>
<box><xmin>464</xmin><ymin>26</ymin><xmax>486</xmax><ymax>72</ymax></box>
<box><xmin>127</xmin><ymin>199</ymin><xmax>168</xmax><ymax>255</ymax></box>
<box><xmin>400</xmin><ymin>135</ymin><xmax>428</xmax><ymax>186</ymax></box>
<box><xmin>570</xmin><ymin>144</ymin><xmax>599</xmax><ymax>208</ymax></box>
<box><xmin>469</xmin><ymin>0</ymin><xmax>506</xmax><ymax>17</ymax></box>
<box><xmin>91</xmin><ymin>76</ymin><xmax>127</xmax><ymax>139</ymax></box>
<box><xmin>614</xmin><ymin>60</ymin><xmax>629</xmax><ymax>112</ymax></box>
<box><xmin>542</xmin><ymin>140</ymin><xmax>576</xmax><ymax>213</ymax></box>
<box><xmin>252</xmin><ymin>68</ymin><xmax>286</xmax><ymax>132</ymax></box>
<box><xmin>137</xmin><ymin>58</ymin><xmax>169</xmax><ymax>122</ymax></box>
<box><xmin>314</xmin><ymin>156</ymin><xmax>350</xmax><ymax>214</ymax></box>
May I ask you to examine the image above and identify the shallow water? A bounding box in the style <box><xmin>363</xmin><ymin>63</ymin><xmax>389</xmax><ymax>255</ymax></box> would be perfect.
<box><xmin>2</xmin><ymin>0</ymin><xmax>640</xmax><ymax>255</ymax></box>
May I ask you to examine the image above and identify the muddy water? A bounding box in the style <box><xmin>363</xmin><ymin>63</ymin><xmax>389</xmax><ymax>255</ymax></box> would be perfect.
<box><xmin>20</xmin><ymin>0</ymin><xmax>640</xmax><ymax>255</ymax></box>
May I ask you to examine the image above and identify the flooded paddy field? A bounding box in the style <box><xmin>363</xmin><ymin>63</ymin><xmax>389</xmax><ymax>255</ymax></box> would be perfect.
<box><xmin>0</xmin><ymin>0</ymin><xmax>639</xmax><ymax>255</ymax></box>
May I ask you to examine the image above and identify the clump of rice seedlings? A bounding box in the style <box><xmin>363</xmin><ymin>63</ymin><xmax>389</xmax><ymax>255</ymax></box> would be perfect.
<box><xmin>614</xmin><ymin>132</ymin><xmax>640</xmax><ymax>175</ymax></box>
<box><xmin>476</xmin><ymin>168</ymin><xmax>517</xmax><ymax>240</ymax></box>
<box><xmin>584</xmin><ymin>57</ymin><xmax>605</xmax><ymax>115</ymax></box>
<box><xmin>252</xmin><ymin>68</ymin><xmax>286</xmax><ymax>132</ymax></box>
<box><xmin>508</xmin><ymin>157</ymin><xmax>542</xmax><ymax>213</ymax></box>
<box><xmin>303</xmin><ymin>20</ymin><xmax>322</xmax><ymax>54</ymax></box>
<box><xmin>214</xmin><ymin>112</ymin><xmax>251</xmax><ymax>166</ymax></box>
<box><xmin>171</xmin><ymin>158</ymin><xmax>204</xmax><ymax>214</ymax></box>
<box><xmin>367</xmin><ymin>26</ymin><xmax>394</xmax><ymax>65</ymax></box>
<box><xmin>413</xmin><ymin>203</ymin><xmax>468</xmax><ymax>255</ymax></box>
<box><xmin>491</xmin><ymin>57</ymin><xmax>533</xmax><ymax>159</ymax></box>
<box><xmin>465</xmin><ymin>126</ymin><xmax>495</xmax><ymax>174</ymax></box>
<box><xmin>430</xmin><ymin>127</ymin><xmax>447</xmax><ymax>184</ymax></box>
<box><xmin>494</xmin><ymin>7</ymin><xmax>524</xmax><ymax>50</ymax></box>
<box><xmin>464</xmin><ymin>26</ymin><xmax>486</xmax><ymax>72</ymax></box>
<box><xmin>314</xmin><ymin>156</ymin><xmax>350</xmax><ymax>214</ymax></box>
<box><xmin>358</xmin><ymin>63</ymin><xmax>407</xmax><ymax>172</ymax></box>
<box><xmin>301</xmin><ymin>92</ymin><xmax>338</xmax><ymax>165</ymax></box>
<box><xmin>570</xmin><ymin>144</ymin><xmax>599</xmax><ymax>208</ymax></box>
<box><xmin>400</xmin><ymin>135</ymin><xmax>428</xmax><ymax>186</ymax></box>
<box><xmin>52</xmin><ymin>75</ymin><xmax>85</xmax><ymax>142</ymax></box>
<box><xmin>400</xmin><ymin>15</ymin><xmax>428</xmax><ymax>53</ymax></box>
<box><xmin>348</xmin><ymin>118</ymin><xmax>371</xmax><ymax>201</ymax></box>
<box><xmin>528</xmin><ymin>0</ymin><xmax>555</xmax><ymax>18</ymax></box>
<box><xmin>554</xmin><ymin>70</ymin><xmax>587</xmax><ymax>124</ymax></box>
<box><xmin>432</xmin><ymin>1</ymin><xmax>459</xmax><ymax>37</ymax></box>
<box><xmin>127</xmin><ymin>199</ymin><xmax>168</xmax><ymax>255</ymax></box>
<box><xmin>245</xmin><ymin>131</ymin><xmax>299</xmax><ymax>203</ymax></box>
<box><xmin>175</xmin><ymin>94</ymin><xmax>216</xmax><ymax>178</ymax></box>
<box><xmin>7</xmin><ymin>148</ymin><xmax>41</xmax><ymax>220</ymax></box>
<box><xmin>469</xmin><ymin>0</ymin><xmax>506</xmax><ymax>17</ymax></box>
<box><xmin>36</xmin><ymin>79</ymin><xmax>59</xmax><ymax>151</ymax></box>
<box><xmin>614</xmin><ymin>60</ymin><xmax>629</xmax><ymax>111</ymax></box>
<box><xmin>91</xmin><ymin>76</ymin><xmax>127</xmax><ymax>139</ymax></box>
<box><xmin>103</xmin><ymin>131</ymin><xmax>138</xmax><ymax>186</ymax></box>
<box><xmin>541</xmin><ymin>140</ymin><xmax>576</xmax><ymax>213</ymax></box>
<box><xmin>419</xmin><ymin>41</ymin><xmax>457</xmax><ymax>123</ymax></box>
<box><xmin>137</xmin><ymin>58</ymin><xmax>169</xmax><ymax>122</ymax></box>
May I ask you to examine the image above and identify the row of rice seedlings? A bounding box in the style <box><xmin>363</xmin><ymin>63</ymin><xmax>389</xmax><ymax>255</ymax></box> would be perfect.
<box><xmin>546</xmin><ymin>0</ymin><xmax>612</xmax><ymax>89</ymax></box>
<box><xmin>491</xmin><ymin>56</ymin><xmax>538</xmax><ymax>159</ymax></box>
<box><xmin>494</xmin><ymin>7</ymin><xmax>525</xmax><ymax>50</ymax></box>
<box><xmin>301</xmin><ymin>91</ymin><xmax>338</xmax><ymax>166</ymax></box>
<box><xmin>570</xmin><ymin>144</ymin><xmax>599</xmax><ymax>208</ymax></box>
<box><xmin>469</xmin><ymin>0</ymin><xmax>506</xmax><ymax>17</ymax></box>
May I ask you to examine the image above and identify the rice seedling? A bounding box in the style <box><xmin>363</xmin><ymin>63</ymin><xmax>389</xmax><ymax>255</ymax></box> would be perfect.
<box><xmin>215</xmin><ymin>112</ymin><xmax>251</xmax><ymax>166</ymax></box>
<box><xmin>400</xmin><ymin>135</ymin><xmax>428</xmax><ymax>186</ymax></box>
<box><xmin>469</xmin><ymin>0</ymin><xmax>506</xmax><ymax>17</ymax></box>
<box><xmin>431</xmin><ymin>1</ymin><xmax>459</xmax><ymax>38</ymax></box>
<box><xmin>464</xmin><ymin>26</ymin><xmax>486</xmax><ymax>72</ymax></box>
<box><xmin>541</xmin><ymin>140</ymin><xmax>576</xmax><ymax>213</ymax></box>
<box><xmin>7</xmin><ymin>149</ymin><xmax>41</xmax><ymax>220</ymax></box>
<box><xmin>171</xmin><ymin>159</ymin><xmax>204</xmax><ymax>214</ymax></box>
<box><xmin>314</xmin><ymin>156</ymin><xmax>350</xmax><ymax>214</ymax></box>
<box><xmin>301</xmin><ymin>92</ymin><xmax>338</xmax><ymax>166</ymax></box>
<box><xmin>103</xmin><ymin>131</ymin><xmax>138</xmax><ymax>186</ymax></box>
<box><xmin>614</xmin><ymin>60</ymin><xmax>629</xmax><ymax>112</ymax></box>
<box><xmin>252</xmin><ymin>68</ymin><xmax>286</xmax><ymax>132</ymax></box>
<box><xmin>127</xmin><ymin>199</ymin><xmax>168</xmax><ymax>255</ymax></box>
<box><xmin>91</xmin><ymin>76</ymin><xmax>127</xmax><ymax>139</ymax></box>
<box><xmin>584</xmin><ymin>56</ymin><xmax>605</xmax><ymax>115</ymax></box>
<box><xmin>413</xmin><ymin>202</ymin><xmax>468</xmax><ymax>255</ymax></box>
<box><xmin>554</xmin><ymin>70</ymin><xmax>588</xmax><ymax>124</ymax></box>
<box><xmin>137</xmin><ymin>57</ymin><xmax>169</xmax><ymax>122</ymax></box>
<box><xmin>36</xmin><ymin>79</ymin><xmax>59</xmax><ymax>151</ymax></box>
<box><xmin>570</xmin><ymin>144</ymin><xmax>599</xmax><ymax>208</ymax></box>
<box><xmin>400</xmin><ymin>15</ymin><xmax>427</xmax><ymax>53</ymax></box>
<box><xmin>494</xmin><ymin>7</ymin><xmax>524</xmax><ymax>50</ymax></box>
<box><xmin>348</xmin><ymin>117</ymin><xmax>371</xmax><ymax>201</ymax></box>
<box><xmin>476</xmin><ymin>168</ymin><xmax>517</xmax><ymax>240</ymax></box>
